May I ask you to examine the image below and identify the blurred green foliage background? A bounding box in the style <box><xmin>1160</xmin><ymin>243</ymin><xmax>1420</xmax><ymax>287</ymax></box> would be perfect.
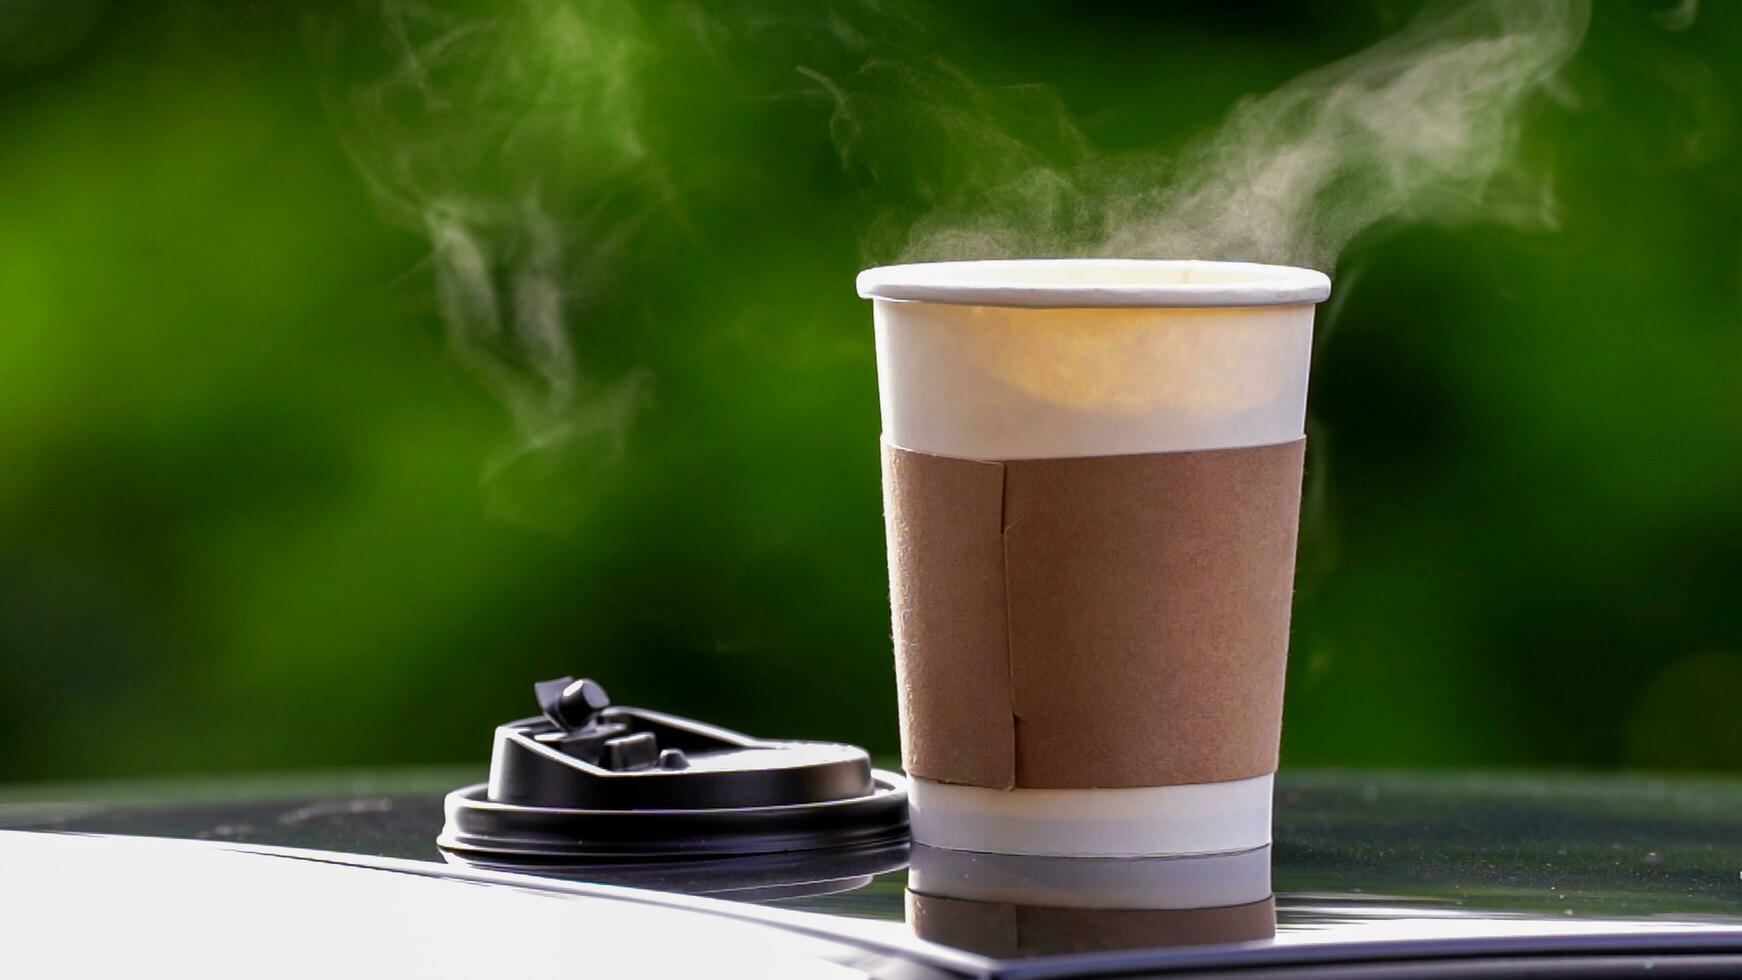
<box><xmin>2</xmin><ymin>0</ymin><xmax>1739</xmax><ymax>782</ymax></box>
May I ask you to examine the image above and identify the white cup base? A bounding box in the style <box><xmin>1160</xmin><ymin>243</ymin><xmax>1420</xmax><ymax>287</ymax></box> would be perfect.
<box><xmin>908</xmin><ymin>774</ymin><xmax>1274</xmax><ymax>857</ymax></box>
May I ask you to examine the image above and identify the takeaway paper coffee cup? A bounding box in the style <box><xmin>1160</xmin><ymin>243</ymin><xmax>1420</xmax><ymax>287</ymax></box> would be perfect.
<box><xmin>857</xmin><ymin>259</ymin><xmax>1331</xmax><ymax>857</ymax></box>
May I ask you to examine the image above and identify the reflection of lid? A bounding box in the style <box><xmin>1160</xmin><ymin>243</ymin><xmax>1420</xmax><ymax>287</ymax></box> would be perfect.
<box><xmin>441</xmin><ymin>843</ymin><xmax>910</xmax><ymax>903</ymax></box>
<box><xmin>438</xmin><ymin>676</ymin><xmax>908</xmax><ymax>863</ymax></box>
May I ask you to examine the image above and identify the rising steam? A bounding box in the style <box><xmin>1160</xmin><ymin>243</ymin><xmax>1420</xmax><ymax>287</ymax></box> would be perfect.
<box><xmin>327</xmin><ymin>0</ymin><xmax>1592</xmax><ymax>520</ymax></box>
<box><xmin>814</xmin><ymin>0</ymin><xmax>1591</xmax><ymax>270</ymax></box>
<box><xmin>321</xmin><ymin>0</ymin><xmax>657</xmax><ymax>525</ymax></box>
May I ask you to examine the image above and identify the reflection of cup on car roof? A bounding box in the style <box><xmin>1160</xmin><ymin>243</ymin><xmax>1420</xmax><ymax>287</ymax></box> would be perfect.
<box><xmin>906</xmin><ymin>843</ymin><xmax>1276</xmax><ymax>957</ymax></box>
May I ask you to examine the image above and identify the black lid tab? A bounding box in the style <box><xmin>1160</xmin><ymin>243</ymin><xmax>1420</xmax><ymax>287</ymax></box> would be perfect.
<box><xmin>535</xmin><ymin>675</ymin><xmax>611</xmax><ymax>731</ymax></box>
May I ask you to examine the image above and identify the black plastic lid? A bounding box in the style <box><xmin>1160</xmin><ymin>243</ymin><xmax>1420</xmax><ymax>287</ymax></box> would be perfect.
<box><xmin>438</xmin><ymin>676</ymin><xmax>908</xmax><ymax>862</ymax></box>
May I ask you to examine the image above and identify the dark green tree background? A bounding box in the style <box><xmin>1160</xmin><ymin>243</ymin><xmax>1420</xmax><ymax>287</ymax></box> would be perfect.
<box><xmin>1</xmin><ymin>0</ymin><xmax>1738</xmax><ymax>781</ymax></box>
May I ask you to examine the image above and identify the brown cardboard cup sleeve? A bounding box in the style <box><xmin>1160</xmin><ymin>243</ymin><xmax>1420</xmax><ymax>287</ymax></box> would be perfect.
<box><xmin>882</xmin><ymin>438</ymin><xmax>1305</xmax><ymax>791</ymax></box>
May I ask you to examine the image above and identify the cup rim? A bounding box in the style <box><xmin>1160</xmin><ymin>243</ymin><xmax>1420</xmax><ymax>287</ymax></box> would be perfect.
<box><xmin>856</xmin><ymin>258</ymin><xmax>1331</xmax><ymax>309</ymax></box>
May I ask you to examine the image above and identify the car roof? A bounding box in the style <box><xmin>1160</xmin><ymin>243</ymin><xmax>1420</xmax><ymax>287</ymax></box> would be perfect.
<box><xmin>5</xmin><ymin>768</ymin><xmax>1742</xmax><ymax>977</ymax></box>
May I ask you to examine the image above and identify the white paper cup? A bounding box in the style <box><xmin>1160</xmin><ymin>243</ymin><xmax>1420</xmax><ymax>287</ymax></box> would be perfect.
<box><xmin>860</xmin><ymin>259</ymin><xmax>1330</xmax><ymax>858</ymax></box>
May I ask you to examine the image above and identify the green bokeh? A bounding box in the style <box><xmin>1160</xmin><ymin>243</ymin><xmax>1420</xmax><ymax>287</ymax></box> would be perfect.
<box><xmin>1</xmin><ymin>0</ymin><xmax>1739</xmax><ymax>780</ymax></box>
